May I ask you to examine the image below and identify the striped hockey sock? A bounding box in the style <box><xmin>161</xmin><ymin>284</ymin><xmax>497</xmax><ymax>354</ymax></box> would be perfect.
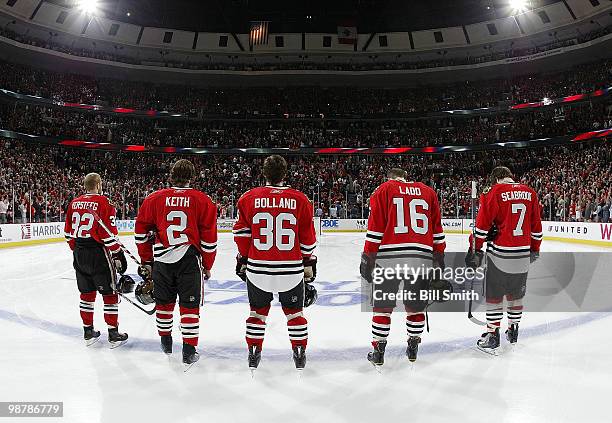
<box><xmin>245</xmin><ymin>305</ymin><xmax>270</xmax><ymax>348</ymax></box>
<box><xmin>507</xmin><ymin>298</ymin><xmax>524</xmax><ymax>327</ymax></box>
<box><xmin>406</xmin><ymin>312</ymin><xmax>425</xmax><ymax>338</ymax></box>
<box><xmin>372</xmin><ymin>307</ymin><xmax>392</xmax><ymax>348</ymax></box>
<box><xmin>179</xmin><ymin>306</ymin><xmax>200</xmax><ymax>347</ymax></box>
<box><xmin>283</xmin><ymin>307</ymin><xmax>308</xmax><ymax>348</ymax></box>
<box><xmin>486</xmin><ymin>298</ymin><xmax>503</xmax><ymax>332</ymax></box>
<box><xmin>79</xmin><ymin>292</ymin><xmax>96</xmax><ymax>327</ymax></box>
<box><xmin>156</xmin><ymin>303</ymin><xmax>175</xmax><ymax>336</ymax></box>
<box><xmin>102</xmin><ymin>294</ymin><xmax>119</xmax><ymax>329</ymax></box>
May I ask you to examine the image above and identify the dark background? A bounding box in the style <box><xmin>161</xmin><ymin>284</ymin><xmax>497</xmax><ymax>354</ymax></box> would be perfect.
<box><xmin>48</xmin><ymin>0</ymin><xmax>561</xmax><ymax>33</ymax></box>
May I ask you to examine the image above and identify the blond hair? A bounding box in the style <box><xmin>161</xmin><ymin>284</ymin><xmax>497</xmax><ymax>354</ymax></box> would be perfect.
<box><xmin>84</xmin><ymin>173</ymin><xmax>101</xmax><ymax>191</ymax></box>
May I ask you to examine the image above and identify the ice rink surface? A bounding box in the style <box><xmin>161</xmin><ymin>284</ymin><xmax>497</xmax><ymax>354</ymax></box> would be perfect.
<box><xmin>1</xmin><ymin>233</ymin><xmax>611</xmax><ymax>423</ymax></box>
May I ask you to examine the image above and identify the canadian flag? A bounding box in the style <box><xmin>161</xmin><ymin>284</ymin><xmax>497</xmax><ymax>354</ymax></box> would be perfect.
<box><xmin>337</xmin><ymin>21</ymin><xmax>357</xmax><ymax>45</ymax></box>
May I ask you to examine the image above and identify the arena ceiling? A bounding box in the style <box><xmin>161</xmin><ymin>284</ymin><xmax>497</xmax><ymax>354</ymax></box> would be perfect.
<box><xmin>48</xmin><ymin>0</ymin><xmax>563</xmax><ymax>33</ymax></box>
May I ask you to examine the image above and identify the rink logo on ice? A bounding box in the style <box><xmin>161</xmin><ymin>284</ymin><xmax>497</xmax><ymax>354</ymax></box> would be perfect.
<box><xmin>21</xmin><ymin>224</ymin><xmax>31</xmax><ymax>240</ymax></box>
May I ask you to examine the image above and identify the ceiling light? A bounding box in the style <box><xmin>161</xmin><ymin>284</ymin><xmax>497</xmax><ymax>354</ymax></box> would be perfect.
<box><xmin>78</xmin><ymin>0</ymin><xmax>98</xmax><ymax>15</ymax></box>
<box><xmin>509</xmin><ymin>0</ymin><xmax>529</xmax><ymax>14</ymax></box>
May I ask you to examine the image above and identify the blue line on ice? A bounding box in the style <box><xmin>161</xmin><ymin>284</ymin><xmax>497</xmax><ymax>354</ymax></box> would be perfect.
<box><xmin>0</xmin><ymin>307</ymin><xmax>610</xmax><ymax>361</ymax></box>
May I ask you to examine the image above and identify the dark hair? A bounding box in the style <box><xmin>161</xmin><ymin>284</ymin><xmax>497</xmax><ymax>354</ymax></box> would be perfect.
<box><xmin>387</xmin><ymin>168</ymin><xmax>408</xmax><ymax>180</ymax></box>
<box><xmin>170</xmin><ymin>159</ymin><xmax>196</xmax><ymax>187</ymax></box>
<box><xmin>489</xmin><ymin>166</ymin><xmax>514</xmax><ymax>185</ymax></box>
<box><xmin>263</xmin><ymin>155</ymin><xmax>287</xmax><ymax>185</ymax></box>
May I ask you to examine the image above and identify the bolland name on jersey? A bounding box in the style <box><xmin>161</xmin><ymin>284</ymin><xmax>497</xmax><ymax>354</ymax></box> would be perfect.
<box><xmin>254</xmin><ymin>197</ymin><xmax>297</xmax><ymax>209</ymax></box>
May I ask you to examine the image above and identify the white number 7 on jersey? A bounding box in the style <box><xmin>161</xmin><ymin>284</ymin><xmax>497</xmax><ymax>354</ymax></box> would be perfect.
<box><xmin>511</xmin><ymin>203</ymin><xmax>527</xmax><ymax>236</ymax></box>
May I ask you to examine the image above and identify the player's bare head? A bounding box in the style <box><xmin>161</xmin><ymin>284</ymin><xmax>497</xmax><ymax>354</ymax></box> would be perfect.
<box><xmin>263</xmin><ymin>155</ymin><xmax>287</xmax><ymax>185</ymax></box>
<box><xmin>170</xmin><ymin>159</ymin><xmax>196</xmax><ymax>187</ymax></box>
<box><xmin>387</xmin><ymin>168</ymin><xmax>407</xmax><ymax>181</ymax></box>
<box><xmin>489</xmin><ymin>166</ymin><xmax>514</xmax><ymax>185</ymax></box>
<box><xmin>83</xmin><ymin>173</ymin><xmax>101</xmax><ymax>193</ymax></box>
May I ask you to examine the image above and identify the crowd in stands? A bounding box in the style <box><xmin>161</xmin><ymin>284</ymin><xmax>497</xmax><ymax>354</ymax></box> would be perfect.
<box><xmin>0</xmin><ymin>24</ymin><xmax>608</xmax><ymax>73</ymax></box>
<box><xmin>1</xmin><ymin>138</ymin><xmax>610</xmax><ymax>225</ymax></box>
<box><xmin>0</xmin><ymin>58</ymin><xmax>610</xmax><ymax>117</ymax></box>
<box><xmin>1</xmin><ymin>100</ymin><xmax>609</xmax><ymax>148</ymax></box>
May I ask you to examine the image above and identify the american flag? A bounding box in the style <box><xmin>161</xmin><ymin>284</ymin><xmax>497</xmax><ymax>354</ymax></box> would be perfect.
<box><xmin>250</xmin><ymin>21</ymin><xmax>270</xmax><ymax>46</ymax></box>
<box><xmin>21</xmin><ymin>224</ymin><xmax>31</xmax><ymax>239</ymax></box>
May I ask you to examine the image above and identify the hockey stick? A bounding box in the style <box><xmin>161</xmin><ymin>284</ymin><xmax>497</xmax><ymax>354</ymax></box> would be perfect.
<box><xmin>467</xmin><ymin>181</ymin><xmax>487</xmax><ymax>326</ymax></box>
<box><xmin>86</xmin><ymin>208</ymin><xmax>155</xmax><ymax>316</ymax></box>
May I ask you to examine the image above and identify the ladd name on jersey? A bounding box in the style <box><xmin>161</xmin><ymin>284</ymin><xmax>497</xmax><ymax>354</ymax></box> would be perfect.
<box><xmin>254</xmin><ymin>197</ymin><xmax>297</xmax><ymax>209</ymax></box>
<box><xmin>398</xmin><ymin>186</ymin><xmax>422</xmax><ymax>196</ymax></box>
<box><xmin>501</xmin><ymin>190</ymin><xmax>532</xmax><ymax>202</ymax></box>
<box><xmin>165</xmin><ymin>196</ymin><xmax>191</xmax><ymax>207</ymax></box>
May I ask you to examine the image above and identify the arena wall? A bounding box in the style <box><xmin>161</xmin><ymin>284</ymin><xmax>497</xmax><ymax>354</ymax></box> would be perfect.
<box><xmin>1</xmin><ymin>219</ymin><xmax>610</xmax><ymax>248</ymax></box>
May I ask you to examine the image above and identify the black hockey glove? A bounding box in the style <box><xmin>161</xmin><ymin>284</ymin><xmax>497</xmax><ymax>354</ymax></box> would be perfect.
<box><xmin>146</xmin><ymin>230</ymin><xmax>157</xmax><ymax>243</ymax></box>
<box><xmin>138</xmin><ymin>261</ymin><xmax>153</xmax><ymax>281</ymax></box>
<box><xmin>433</xmin><ymin>251</ymin><xmax>446</xmax><ymax>272</ymax></box>
<box><xmin>486</xmin><ymin>225</ymin><xmax>499</xmax><ymax>242</ymax></box>
<box><xmin>304</xmin><ymin>282</ymin><xmax>318</xmax><ymax>308</ymax></box>
<box><xmin>530</xmin><ymin>251</ymin><xmax>540</xmax><ymax>264</ymax></box>
<box><xmin>303</xmin><ymin>255</ymin><xmax>317</xmax><ymax>283</ymax></box>
<box><xmin>430</xmin><ymin>250</ymin><xmax>447</xmax><ymax>291</ymax></box>
<box><xmin>360</xmin><ymin>252</ymin><xmax>375</xmax><ymax>284</ymax></box>
<box><xmin>236</xmin><ymin>255</ymin><xmax>247</xmax><ymax>282</ymax></box>
<box><xmin>428</xmin><ymin>276</ymin><xmax>453</xmax><ymax>304</ymax></box>
<box><xmin>465</xmin><ymin>249</ymin><xmax>484</xmax><ymax>269</ymax></box>
<box><xmin>112</xmin><ymin>250</ymin><xmax>128</xmax><ymax>275</ymax></box>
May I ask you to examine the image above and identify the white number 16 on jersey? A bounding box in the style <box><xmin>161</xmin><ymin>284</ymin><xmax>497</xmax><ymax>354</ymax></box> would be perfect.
<box><xmin>392</xmin><ymin>198</ymin><xmax>429</xmax><ymax>235</ymax></box>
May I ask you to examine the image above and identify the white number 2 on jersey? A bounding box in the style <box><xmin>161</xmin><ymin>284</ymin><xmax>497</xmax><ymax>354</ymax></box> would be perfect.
<box><xmin>253</xmin><ymin>212</ymin><xmax>296</xmax><ymax>251</ymax></box>
<box><xmin>392</xmin><ymin>198</ymin><xmax>429</xmax><ymax>235</ymax></box>
<box><xmin>166</xmin><ymin>210</ymin><xmax>188</xmax><ymax>245</ymax></box>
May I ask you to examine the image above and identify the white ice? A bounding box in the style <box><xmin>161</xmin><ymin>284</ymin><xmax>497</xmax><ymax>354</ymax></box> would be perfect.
<box><xmin>0</xmin><ymin>233</ymin><xmax>611</xmax><ymax>423</ymax></box>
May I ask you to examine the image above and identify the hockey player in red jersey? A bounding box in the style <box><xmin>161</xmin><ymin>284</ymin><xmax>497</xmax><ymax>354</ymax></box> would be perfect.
<box><xmin>360</xmin><ymin>168</ymin><xmax>446</xmax><ymax>366</ymax></box>
<box><xmin>233</xmin><ymin>155</ymin><xmax>318</xmax><ymax>371</ymax></box>
<box><xmin>134</xmin><ymin>159</ymin><xmax>217</xmax><ymax>366</ymax></box>
<box><xmin>466</xmin><ymin>166</ymin><xmax>542</xmax><ymax>353</ymax></box>
<box><xmin>64</xmin><ymin>173</ymin><xmax>128</xmax><ymax>347</ymax></box>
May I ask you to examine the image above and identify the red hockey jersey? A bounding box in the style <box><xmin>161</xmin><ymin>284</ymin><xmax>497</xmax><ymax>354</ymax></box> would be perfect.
<box><xmin>134</xmin><ymin>187</ymin><xmax>217</xmax><ymax>269</ymax></box>
<box><xmin>364</xmin><ymin>179</ymin><xmax>445</xmax><ymax>256</ymax></box>
<box><xmin>64</xmin><ymin>193</ymin><xmax>120</xmax><ymax>252</ymax></box>
<box><xmin>470</xmin><ymin>180</ymin><xmax>542</xmax><ymax>254</ymax></box>
<box><xmin>233</xmin><ymin>185</ymin><xmax>317</xmax><ymax>292</ymax></box>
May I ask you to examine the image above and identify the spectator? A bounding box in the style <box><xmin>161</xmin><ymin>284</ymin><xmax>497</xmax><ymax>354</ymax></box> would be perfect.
<box><xmin>0</xmin><ymin>196</ymin><xmax>7</xmax><ymax>223</ymax></box>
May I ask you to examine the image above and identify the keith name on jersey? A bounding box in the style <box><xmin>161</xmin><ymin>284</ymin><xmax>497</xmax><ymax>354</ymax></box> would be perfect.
<box><xmin>166</xmin><ymin>197</ymin><xmax>191</xmax><ymax>207</ymax></box>
<box><xmin>501</xmin><ymin>191</ymin><xmax>532</xmax><ymax>202</ymax></box>
<box><xmin>254</xmin><ymin>197</ymin><xmax>297</xmax><ymax>210</ymax></box>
